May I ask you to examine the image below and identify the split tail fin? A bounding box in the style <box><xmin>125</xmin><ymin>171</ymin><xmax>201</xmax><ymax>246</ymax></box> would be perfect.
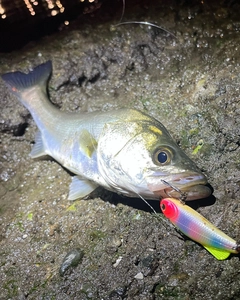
<box><xmin>1</xmin><ymin>61</ymin><xmax>52</xmax><ymax>103</ymax></box>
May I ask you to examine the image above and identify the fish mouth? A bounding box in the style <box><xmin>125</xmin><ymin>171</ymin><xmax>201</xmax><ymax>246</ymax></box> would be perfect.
<box><xmin>147</xmin><ymin>172</ymin><xmax>212</xmax><ymax>201</ymax></box>
<box><xmin>155</xmin><ymin>184</ymin><xmax>212</xmax><ymax>201</ymax></box>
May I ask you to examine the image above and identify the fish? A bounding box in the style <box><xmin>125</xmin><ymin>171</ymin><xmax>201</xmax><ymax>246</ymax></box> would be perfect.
<box><xmin>160</xmin><ymin>198</ymin><xmax>240</xmax><ymax>260</ymax></box>
<box><xmin>1</xmin><ymin>61</ymin><xmax>211</xmax><ymax>201</ymax></box>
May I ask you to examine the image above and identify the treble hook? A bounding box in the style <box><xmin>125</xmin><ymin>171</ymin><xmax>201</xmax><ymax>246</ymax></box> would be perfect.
<box><xmin>161</xmin><ymin>179</ymin><xmax>187</xmax><ymax>203</ymax></box>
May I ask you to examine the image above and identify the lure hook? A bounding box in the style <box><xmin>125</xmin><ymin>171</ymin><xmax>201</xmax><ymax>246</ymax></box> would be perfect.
<box><xmin>161</xmin><ymin>179</ymin><xmax>187</xmax><ymax>203</ymax></box>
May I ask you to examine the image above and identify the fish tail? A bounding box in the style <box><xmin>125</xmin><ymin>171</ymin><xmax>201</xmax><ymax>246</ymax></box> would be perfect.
<box><xmin>1</xmin><ymin>61</ymin><xmax>52</xmax><ymax>102</ymax></box>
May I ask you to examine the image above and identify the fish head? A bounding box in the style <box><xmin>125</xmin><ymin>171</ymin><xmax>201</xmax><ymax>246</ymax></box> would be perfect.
<box><xmin>98</xmin><ymin>110</ymin><xmax>211</xmax><ymax>200</ymax></box>
<box><xmin>143</xmin><ymin>130</ymin><xmax>211</xmax><ymax>200</ymax></box>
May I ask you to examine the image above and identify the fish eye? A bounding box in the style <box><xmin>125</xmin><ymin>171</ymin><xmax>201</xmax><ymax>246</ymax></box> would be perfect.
<box><xmin>157</xmin><ymin>151</ymin><xmax>168</xmax><ymax>163</ymax></box>
<box><xmin>153</xmin><ymin>148</ymin><xmax>172</xmax><ymax>165</ymax></box>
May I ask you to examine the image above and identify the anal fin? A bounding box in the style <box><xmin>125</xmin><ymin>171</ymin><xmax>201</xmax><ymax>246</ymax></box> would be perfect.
<box><xmin>68</xmin><ymin>175</ymin><xmax>98</xmax><ymax>200</ymax></box>
<box><xmin>204</xmin><ymin>245</ymin><xmax>231</xmax><ymax>260</ymax></box>
<box><xmin>30</xmin><ymin>131</ymin><xmax>47</xmax><ymax>158</ymax></box>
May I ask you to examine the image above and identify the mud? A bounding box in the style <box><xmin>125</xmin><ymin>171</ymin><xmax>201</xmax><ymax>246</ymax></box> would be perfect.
<box><xmin>0</xmin><ymin>1</ymin><xmax>240</xmax><ymax>299</ymax></box>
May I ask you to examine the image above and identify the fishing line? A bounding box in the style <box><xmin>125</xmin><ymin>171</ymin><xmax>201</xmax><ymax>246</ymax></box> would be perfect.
<box><xmin>112</xmin><ymin>21</ymin><xmax>177</xmax><ymax>39</ymax></box>
<box><xmin>111</xmin><ymin>0</ymin><xmax>177</xmax><ymax>39</ymax></box>
<box><xmin>135</xmin><ymin>192</ymin><xmax>157</xmax><ymax>215</ymax></box>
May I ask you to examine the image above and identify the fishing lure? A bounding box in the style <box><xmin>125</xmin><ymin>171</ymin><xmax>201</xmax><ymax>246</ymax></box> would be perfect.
<box><xmin>160</xmin><ymin>198</ymin><xmax>240</xmax><ymax>260</ymax></box>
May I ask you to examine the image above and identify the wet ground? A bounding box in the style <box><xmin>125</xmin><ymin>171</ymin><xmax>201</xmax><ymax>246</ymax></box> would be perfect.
<box><xmin>0</xmin><ymin>1</ymin><xmax>240</xmax><ymax>299</ymax></box>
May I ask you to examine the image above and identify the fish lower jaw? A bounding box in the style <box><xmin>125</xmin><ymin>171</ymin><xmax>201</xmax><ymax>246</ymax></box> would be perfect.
<box><xmin>167</xmin><ymin>174</ymin><xmax>212</xmax><ymax>200</ymax></box>
<box><xmin>148</xmin><ymin>178</ymin><xmax>211</xmax><ymax>201</ymax></box>
<box><xmin>165</xmin><ymin>184</ymin><xmax>211</xmax><ymax>201</ymax></box>
<box><xmin>147</xmin><ymin>171</ymin><xmax>212</xmax><ymax>200</ymax></box>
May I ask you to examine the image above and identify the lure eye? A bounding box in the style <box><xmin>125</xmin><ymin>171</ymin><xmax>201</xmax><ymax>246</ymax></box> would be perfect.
<box><xmin>153</xmin><ymin>148</ymin><xmax>172</xmax><ymax>165</ymax></box>
<box><xmin>160</xmin><ymin>199</ymin><xmax>178</xmax><ymax>219</ymax></box>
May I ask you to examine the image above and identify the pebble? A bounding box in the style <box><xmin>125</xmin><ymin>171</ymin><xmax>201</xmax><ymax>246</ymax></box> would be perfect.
<box><xmin>113</xmin><ymin>256</ymin><xmax>123</xmax><ymax>268</ymax></box>
<box><xmin>59</xmin><ymin>248</ymin><xmax>84</xmax><ymax>276</ymax></box>
<box><xmin>134</xmin><ymin>272</ymin><xmax>144</xmax><ymax>280</ymax></box>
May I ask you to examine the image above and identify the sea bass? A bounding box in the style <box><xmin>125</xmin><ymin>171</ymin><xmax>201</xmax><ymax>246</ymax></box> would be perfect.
<box><xmin>1</xmin><ymin>61</ymin><xmax>211</xmax><ymax>201</ymax></box>
<box><xmin>160</xmin><ymin>198</ymin><xmax>240</xmax><ymax>260</ymax></box>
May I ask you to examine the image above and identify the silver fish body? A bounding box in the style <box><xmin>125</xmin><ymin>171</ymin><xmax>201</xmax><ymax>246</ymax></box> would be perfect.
<box><xmin>1</xmin><ymin>61</ymin><xmax>211</xmax><ymax>201</ymax></box>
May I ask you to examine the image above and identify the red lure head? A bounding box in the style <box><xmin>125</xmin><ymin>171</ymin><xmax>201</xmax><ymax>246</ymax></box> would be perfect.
<box><xmin>160</xmin><ymin>198</ymin><xmax>179</xmax><ymax>220</ymax></box>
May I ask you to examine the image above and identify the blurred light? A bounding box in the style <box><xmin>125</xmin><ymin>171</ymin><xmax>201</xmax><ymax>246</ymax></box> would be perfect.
<box><xmin>51</xmin><ymin>9</ymin><xmax>58</xmax><ymax>16</ymax></box>
<box><xmin>56</xmin><ymin>0</ymin><xmax>62</xmax><ymax>8</ymax></box>
<box><xmin>46</xmin><ymin>0</ymin><xmax>54</xmax><ymax>10</ymax></box>
<box><xmin>64</xmin><ymin>20</ymin><xmax>69</xmax><ymax>25</ymax></box>
<box><xmin>0</xmin><ymin>0</ymin><xmax>6</xmax><ymax>18</ymax></box>
<box><xmin>24</xmin><ymin>0</ymin><xmax>36</xmax><ymax>16</ymax></box>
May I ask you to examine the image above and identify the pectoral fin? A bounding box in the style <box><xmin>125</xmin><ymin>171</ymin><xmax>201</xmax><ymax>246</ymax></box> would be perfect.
<box><xmin>203</xmin><ymin>245</ymin><xmax>231</xmax><ymax>260</ymax></box>
<box><xmin>68</xmin><ymin>175</ymin><xmax>98</xmax><ymax>200</ymax></box>
<box><xmin>30</xmin><ymin>131</ymin><xmax>47</xmax><ymax>158</ymax></box>
<box><xmin>79</xmin><ymin>129</ymin><xmax>98</xmax><ymax>158</ymax></box>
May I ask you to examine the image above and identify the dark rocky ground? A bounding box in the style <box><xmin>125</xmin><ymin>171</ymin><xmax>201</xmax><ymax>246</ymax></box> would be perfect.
<box><xmin>0</xmin><ymin>1</ymin><xmax>240</xmax><ymax>299</ymax></box>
